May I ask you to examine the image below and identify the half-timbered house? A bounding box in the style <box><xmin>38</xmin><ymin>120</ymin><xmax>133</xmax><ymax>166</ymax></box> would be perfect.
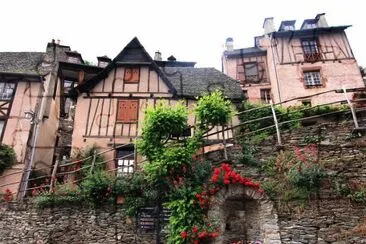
<box><xmin>0</xmin><ymin>42</ymin><xmax>68</xmax><ymax>196</ymax></box>
<box><xmin>222</xmin><ymin>13</ymin><xmax>365</xmax><ymax>106</ymax></box>
<box><xmin>71</xmin><ymin>37</ymin><xmax>243</xmax><ymax>174</ymax></box>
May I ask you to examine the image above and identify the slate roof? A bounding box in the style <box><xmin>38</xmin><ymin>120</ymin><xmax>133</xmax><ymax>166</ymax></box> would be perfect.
<box><xmin>162</xmin><ymin>67</ymin><xmax>243</xmax><ymax>100</ymax></box>
<box><xmin>223</xmin><ymin>47</ymin><xmax>266</xmax><ymax>58</ymax></box>
<box><xmin>272</xmin><ymin>25</ymin><xmax>351</xmax><ymax>38</ymax></box>
<box><xmin>76</xmin><ymin>37</ymin><xmax>244</xmax><ymax>101</ymax></box>
<box><xmin>0</xmin><ymin>52</ymin><xmax>45</xmax><ymax>75</ymax></box>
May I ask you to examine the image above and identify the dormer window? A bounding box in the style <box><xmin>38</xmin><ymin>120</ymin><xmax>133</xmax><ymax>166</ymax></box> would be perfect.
<box><xmin>283</xmin><ymin>25</ymin><xmax>294</xmax><ymax>31</ymax></box>
<box><xmin>0</xmin><ymin>82</ymin><xmax>15</xmax><ymax>100</ymax></box>
<box><xmin>301</xmin><ymin>19</ymin><xmax>318</xmax><ymax>30</ymax></box>
<box><xmin>66</xmin><ymin>51</ymin><xmax>84</xmax><ymax>64</ymax></box>
<box><xmin>279</xmin><ymin>20</ymin><xmax>296</xmax><ymax>32</ymax></box>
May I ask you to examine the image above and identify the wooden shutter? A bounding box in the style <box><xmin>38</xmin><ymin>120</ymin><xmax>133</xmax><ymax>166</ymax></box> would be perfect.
<box><xmin>124</xmin><ymin>67</ymin><xmax>140</xmax><ymax>83</ymax></box>
<box><xmin>117</xmin><ymin>100</ymin><xmax>138</xmax><ymax>122</ymax></box>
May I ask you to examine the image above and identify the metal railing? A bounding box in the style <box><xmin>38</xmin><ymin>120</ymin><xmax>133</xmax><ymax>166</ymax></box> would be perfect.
<box><xmin>0</xmin><ymin>87</ymin><xmax>365</xmax><ymax>200</ymax></box>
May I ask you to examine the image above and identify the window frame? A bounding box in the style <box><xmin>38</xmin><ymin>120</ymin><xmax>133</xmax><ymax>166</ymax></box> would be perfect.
<box><xmin>260</xmin><ymin>89</ymin><xmax>271</xmax><ymax>103</ymax></box>
<box><xmin>301</xmin><ymin>38</ymin><xmax>321</xmax><ymax>62</ymax></box>
<box><xmin>123</xmin><ymin>66</ymin><xmax>140</xmax><ymax>83</ymax></box>
<box><xmin>303</xmin><ymin>70</ymin><xmax>322</xmax><ymax>88</ymax></box>
<box><xmin>243</xmin><ymin>62</ymin><xmax>260</xmax><ymax>83</ymax></box>
<box><xmin>115</xmin><ymin>146</ymin><xmax>135</xmax><ymax>176</ymax></box>
<box><xmin>116</xmin><ymin>99</ymin><xmax>139</xmax><ymax>123</ymax></box>
<box><xmin>0</xmin><ymin>82</ymin><xmax>16</xmax><ymax>101</ymax></box>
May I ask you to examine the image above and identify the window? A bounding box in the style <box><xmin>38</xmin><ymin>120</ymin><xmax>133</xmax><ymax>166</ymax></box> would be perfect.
<box><xmin>283</xmin><ymin>25</ymin><xmax>294</xmax><ymax>31</ymax></box>
<box><xmin>260</xmin><ymin>89</ymin><xmax>271</xmax><ymax>103</ymax></box>
<box><xmin>303</xmin><ymin>23</ymin><xmax>317</xmax><ymax>29</ymax></box>
<box><xmin>244</xmin><ymin>63</ymin><xmax>259</xmax><ymax>83</ymax></box>
<box><xmin>124</xmin><ymin>67</ymin><xmax>140</xmax><ymax>83</ymax></box>
<box><xmin>116</xmin><ymin>146</ymin><xmax>135</xmax><ymax>175</ymax></box>
<box><xmin>303</xmin><ymin>71</ymin><xmax>322</xmax><ymax>87</ymax></box>
<box><xmin>302</xmin><ymin>100</ymin><xmax>311</xmax><ymax>106</ymax></box>
<box><xmin>0</xmin><ymin>120</ymin><xmax>4</xmax><ymax>140</ymax></box>
<box><xmin>0</xmin><ymin>82</ymin><xmax>15</xmax><ymax>100</ymax></box>
<box><xmin>301</xmin><ymin>39</ymin><xmax>321</xmax><ymax>62</ymax></box>
<box><xmin>117</xmin><ymin>100</ymin><xmax>138</xmax><ymax>123</ymax></box>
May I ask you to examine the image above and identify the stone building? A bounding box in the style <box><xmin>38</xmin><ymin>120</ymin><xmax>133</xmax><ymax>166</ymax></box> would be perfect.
<box><xmin>222</xmin><ymin>13</ymin><xmax>365</xmax><ymax>106</ymax></box>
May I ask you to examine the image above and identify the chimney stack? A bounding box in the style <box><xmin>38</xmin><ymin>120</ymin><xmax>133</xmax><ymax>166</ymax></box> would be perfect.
<box><xmin>263</xmin><ymin>17</ymin><xmax>275</xmax><ymax>35</ymax></box>
<box><xmin>225</xmin><ymin>37</ymin><xmax>234</xmax><ymax>51</ymax></box>
<box><xmin>154</xmin><ymin>51</ymin><xmax>162</xmax><ymax>61</ymax></box>
<box><xmin>167</xmin><ymin>55</ymin><xmax>176</xmax><ymax>62</ymax></box>
<box><xmin>315</xmin><ymin>13</ymin><xmax>328</xmax><ymax>28</ymax></box>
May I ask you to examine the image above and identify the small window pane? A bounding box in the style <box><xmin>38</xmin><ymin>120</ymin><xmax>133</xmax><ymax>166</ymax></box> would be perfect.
<box><xmin>304</xmin><ymin>71</ymin><xmax>322</xmax><ymax>87</ymax></box>
<box><xmin>0</xmin><ymin>82</ymin><xmax>15</xmax><ymax>100</ymax></box>
<box><xmin>116</xmin><ymin>148</ymin><xmax>134</xmax><ymax>176</ymax></box>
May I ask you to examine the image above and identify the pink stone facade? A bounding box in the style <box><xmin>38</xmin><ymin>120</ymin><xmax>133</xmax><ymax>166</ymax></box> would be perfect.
<box><xmin>223</xmin><ymin>14</ymin><xmax>364</xmax><ymax>106</ymax></box>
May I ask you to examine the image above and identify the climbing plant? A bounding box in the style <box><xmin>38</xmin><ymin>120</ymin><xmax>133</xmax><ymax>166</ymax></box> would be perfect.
<box><xmin>136</xmin><ymin>91</ymin><xmax>262</xmax><ymax>243</ymax></box>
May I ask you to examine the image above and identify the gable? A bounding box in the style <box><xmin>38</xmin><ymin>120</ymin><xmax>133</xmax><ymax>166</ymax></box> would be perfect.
<box><xmin>92</xmin><ymin>65</ymin><xmax>171</xmax><ymax>94</ymax></box>
<box><xmin>76</xmin><ymin>37</ymin><xmax>176</xmax><ymax>96</ymax></box>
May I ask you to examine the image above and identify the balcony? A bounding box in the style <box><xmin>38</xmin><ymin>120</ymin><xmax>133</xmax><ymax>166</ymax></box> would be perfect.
<box><xmin>304</xmin><ymin>52</ymin><xmax>322</xmax><ymax>63</ymax></box>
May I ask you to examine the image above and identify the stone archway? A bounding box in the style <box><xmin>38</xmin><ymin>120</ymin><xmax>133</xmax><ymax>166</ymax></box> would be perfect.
<box><xmin>207</xmin><ymin>185</ymin><xmax>281</xmax><ymax>244</ymax></box>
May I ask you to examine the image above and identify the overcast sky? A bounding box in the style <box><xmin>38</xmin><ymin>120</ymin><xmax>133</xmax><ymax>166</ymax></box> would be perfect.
<box><xmin>1</xmin><ymin>0</ymin><xmax>365</xmax><ymax>70</ymax></box>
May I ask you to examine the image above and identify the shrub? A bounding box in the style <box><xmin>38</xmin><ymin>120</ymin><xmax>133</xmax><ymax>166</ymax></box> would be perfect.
<box><xmin>70</xmin><ymin>145</ymin><xmax>105</xmax><ymax>178</ymax></box>
<box><xmin>34</xmin><ymin>183</ymin><xmax>83</xmax><ymax>208</ymax></box>
<box><xmin>195</xmin><ymin>90</ymin><xmax>234</xmax><ymax>128</ymax></box>
<box><xmin>0</xmin><ymin>144</ymin><xmax>16</xmax><ymax>174</ymax></box>
<box><xmin>81</xmin><ymin>170</ymin><xmax>115</xmax><ymax>205</ymax></box>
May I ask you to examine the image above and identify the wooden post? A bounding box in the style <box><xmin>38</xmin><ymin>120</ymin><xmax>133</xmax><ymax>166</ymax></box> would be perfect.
<box><xmin>343</xmin><ymin>87</ymin><xmax>359</xmax><ymax>128</ymax></box>
<box><xmin>221</xmin><ymin>125</ymin><xmax>228</xmax><ymax>160</ymax></box>
<box><xmin>49</xmin><ymin>160</ymin><xmax>59</xmax><ymax>193</ymax></box>
<box><xmin>89</xmin><ymin>150</ymin><xmax>97</xmax><ymax>175</ymax></box>
<box><xmin>270</xmin><ymin>100</ymin><xmax>282</xmax><ymax>146</ymax></box>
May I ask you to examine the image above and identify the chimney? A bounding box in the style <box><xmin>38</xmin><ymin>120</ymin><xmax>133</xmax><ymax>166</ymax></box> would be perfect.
<box><xmin>225</xmin><ymin>37</ymin><xmax>234</xmax><ymax>51</ymax></box>
<box><xmin>263</xmin><ymin>17</ymin><xmax>275</xmax><ymax>35</ymax></box>
<box><xmin>315</xmin><ymin>13</ymin><xmax>328</xmax><ymax>28</ymax></box>
<box><xmin>167</xmin><ymin>55</ymin><xmax>176</xmax><ymax>62</ymax></box>
<box><xmin>154</xmin><ymin>51</ymin><xmax>162</xmax><ymax>61</ymax></box>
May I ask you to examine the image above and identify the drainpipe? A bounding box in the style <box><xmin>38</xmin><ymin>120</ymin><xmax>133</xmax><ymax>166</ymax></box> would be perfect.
<box><xmin>270</xmin><ymin>34</ymin><xmax>282</xmax><ymax>103</ymax></box>
<box><xmin>18</xmin><ymin>77</ymin><xmax>48</xmax><ymax>200</ymax></box>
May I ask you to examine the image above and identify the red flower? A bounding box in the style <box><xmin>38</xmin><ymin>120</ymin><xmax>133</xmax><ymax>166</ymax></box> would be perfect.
<box><xmin>259</xmin><ymin>189</ymin><xmax>264</xmax><ymax>194</ymax></box>
<box><xmin>213</xmin><ymin>167</ymin><xmax>221</xmax><ymax>175</ymax></box>
<box><xmin>211</xmin><ymin>175</ymin><xmax>219</xmax><ymax>183</ymax></box>
<box><xmin>224</xmin><ymin>179</ymin><xmax>230</xmax><ymax>185</ymax></box>
<box><xmin>194</xmin><ymin>241</ymin><xmax>199</xmax><ymax>244</ymax></box>
<box><xmin>198</xmin><ymin>231</ymin><xmax>208</xmax><ymax>238</ymax></box>
<box><xmin>210</xmin><ymin>232</ymin><xmax>219</xmax><ymax>238</ymax></box>
<box><xmin>193</xmin><ymin>225</ymin><xmax>199</xmax><ymax>233</ymax></box>
<box><xmin>181</xmin><ymin>231</ymin><xmax>188</xmax><ymax>239</ymax></box>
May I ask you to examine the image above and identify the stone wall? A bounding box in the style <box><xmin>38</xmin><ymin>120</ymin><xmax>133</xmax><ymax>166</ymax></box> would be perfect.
<box><xmin>0</xmin><ymin>203</ymin><xmax>153</xmax><ymax>244</ymax></box>
<box><xmin>1</xmin><ymin>117</ymin><xmax>366</xmax><ymax>243</ymax></box>
<box><xmin>205</xmin><ymin>117</ymin><xmax>366</xmax><ymax>243</ymax></box>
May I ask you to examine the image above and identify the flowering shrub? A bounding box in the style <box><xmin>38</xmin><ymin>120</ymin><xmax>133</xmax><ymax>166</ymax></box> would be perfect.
<box><xmin>287</xmin><ymin>145</ymin><xmax>324</xmax><ymax>191</ymax></box>
<box><xmin>261</xmin><ymin>144</ymin><xmax>324</xmax><ymax>203</ymax></box>
<box><xmin>196</xmin><ymin>163</ymin><xmax>263</xmax><ymax>209</ymax></box>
